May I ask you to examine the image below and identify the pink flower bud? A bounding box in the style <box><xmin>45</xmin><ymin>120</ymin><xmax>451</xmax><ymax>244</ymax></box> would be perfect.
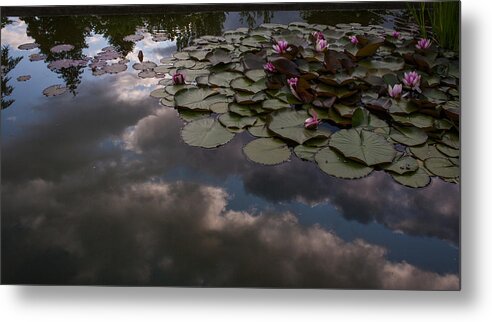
<box><xmin>349</xmin><ymin>35</ymin><xmax>359</xmax><ymax>45</ymax></box>
<box><xmin>172</xmin><ymin>72</ymin><xmax>185</xmax><ymax>85</ymax></box>
<box><xmin>388</xmin><ymin>84</ymin><xmax>403</xmax><ymax>99</ymax></box>
<box><xmin>263</xmin><ymin>61</ymin><xmax>276</xmax><ymax>73</ymax></box>
<box><xmin>273</xmin><ymin>40</ymin><xmax>289</xmax><ymax>54</ymax></box>
<box><xmin>416</xmin><ymin>38</ymin><xmax>431</xmax><ymax>49</ymax></box>
<box><xmin>402</xmin><ymin>71</ymin><xmax>421</xmax><ymax>92</ymax></box>
<box><xmin>315</xmin><ymin>39</ymin><xmax>328</xmax><ymax>52</ymax></box>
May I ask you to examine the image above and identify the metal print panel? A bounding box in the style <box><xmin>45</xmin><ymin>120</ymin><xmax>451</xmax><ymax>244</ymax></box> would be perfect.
<box><xmin>0</xmin><ymin>2</ymin><xmax>460</xmax><ymax>289</ymax></box>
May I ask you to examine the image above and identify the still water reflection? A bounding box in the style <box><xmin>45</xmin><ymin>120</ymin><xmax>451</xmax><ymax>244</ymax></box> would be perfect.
<box><xmin>1</xmin><ymin>9</ymin><xmax>459</xmax><ymax>289</ymax></box>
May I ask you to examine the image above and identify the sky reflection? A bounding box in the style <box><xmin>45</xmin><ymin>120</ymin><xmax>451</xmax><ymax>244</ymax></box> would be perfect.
<box><xmin>1</xmin><ymin>9</ymin><xmax>459</xmax><ymax>289</ymax></box>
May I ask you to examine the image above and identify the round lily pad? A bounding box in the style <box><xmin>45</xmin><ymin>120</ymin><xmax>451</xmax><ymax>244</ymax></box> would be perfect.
<box><xmin>268</xmin><ymin>109</ymin><xmax>331</xmax><ymax>145</ymax></box>
<box><xmin>18</xmin><ymin>43</ymin><xmax>39</xmax><ymax>50</ymax></box>
<box><xmin>50</xmin><ymin>44</ymin><xmax>75</xmax><ymax>53</ymax></box>
<box><xmin>424</xmin><ymin>157</ymin><xmax>459</xmax><ymax>178</ymax></box>
<box><xmin>294</xmin><ymin>145</ymin><xmax>321</xmax><ymax>161</ymax></box>
<box><xmin>42</xmin><ymin>84</ymin><xmax>67</xmax><ymax>97</ymax></box>
<box><xmin>133</xmin><ymin>61</ymin><xmax>157</xmax><ymax>70</ymax></box>
<box><xmin>390</xmin><ymin>167</ymin><xmax>431</xmax><ymax>188</ymax></box>
<box><xmin>315</xmin><ymin>147</ymin><xmax>374</xmax><ymax>179</ymax></box>
<box><xmin>174</xmin><ymin>88</ymin><xmax>218</xmax><ymax>110</ymax></box>
<box><xmin>123</xmin><ymin>34</ymin><xmax>144</xmax><ymax>42</ymax></box>
<box><xmin>329</xmin><ymin>128</ymin><xmax>396</xmax><ymax>166</ymax></box>
<box><xmin>390</xmin><ymin>126</ymin><xmax>428</xmax><ymax>146</ymax></box>
<box><xmin>29</xmin><ymin>53</ymin><xmax>46</xmax><ymax>61</ymax></box>
<box><xmin>181</xmin><ymin>118</ymin><xmax>235</xmax><ymax>148</ymax></box>
<box><xmin>17</xmin><ymin>75</ymin><xmax>31</xmax><ymax>82</ymax></box>
<box><xmin>243</xmin><ymin>138</ymin><xmax>291</xmax><ymax>165</ymax></box>
<box><xmin>104</xmin><ymin>63</ymin><xmax>127</xmax><ymax>74</ymax></box>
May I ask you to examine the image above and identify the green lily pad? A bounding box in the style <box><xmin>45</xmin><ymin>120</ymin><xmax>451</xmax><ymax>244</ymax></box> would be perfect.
<box><xmin>208</xmin><ymin>72</ymin><xmax>243</xmax><ymax>87</ymax></box>
<box><xmin>391</xmin><ymin>167</ymin><xmax>431</xmax><ymax>188</ymax></box>
<box><xmin>205</xmin><ymin>48</ymin><xmax>232</xmax><ymax>66</ymax></box>
<box><xmin>219</xmin><ymin>113</ymin><xmax>257</xmax><ymax>129</ymax></box>
<box><xmin>424</xmin><ymin>157</ymin><xmax>459</xmax><ymax>178</ymax></box>
<box><xmin>391</xmin><ymin>113</ymin><xmax>434</xmax><ymax>129</ymax></box>
<box><xmin>178</xmin><ymin>110</ymin><xmax>211</xmax><ymax>122</ymax></box>
<box><xmin>244</xmin><ymin>69</ymin><xmax>266</xmax><ymax>82</ymax></box>
<box><xmin>231</xmin><ymin>77</ymin><xmax>267</xmax><ymax>93</ymax></box>
<box><xmin>315</xmin><ymin>147</ymin><xmax>374</xmax><ymax>179</ymax></box>
<box><xmin>181</xmin><ymin>118</ymin><xmax>235</xmax><ymax>148</ymax></box>
<box><xmin>268</xmin><ymin>109</ymin><xmax>331</xmax><ymax>144</ymax></box>
<box><xmin>247</xmin><ymin>118</ymin><xmax>271</xmax><ymax>138</ymax></box>
<box><xmin>294</xmin><ymin>145</ymin><xmax>321</xmax><ymax>161</ymax></box>
<box><xmin>358</xmin><ymin>56</ymin><xmax>405</xmax><ymax>71</ymax></box>
<box><xmin>262</xmin><ymin>99</ymin><xmax>291</xmax><ymax>111</ymax></box>
<box><xmin>174</xmin><ymin>88</ymin><xmax>219</xmax><ymax>110</ymax></box>
<box><xmin>436</xmin><ymin>144</ymin><xmax>460</xmax><ymax>157</ymax></box>
<box><xmin>243</xmin><ymin>138</ymin><xmax>291</xmax><ymax>165</ymax></box>
<box><xmin>390</xmin><ymin>126</ymin><xmax>428</xmax><ymax>146</ymax></box>
<box><xmin>409</xmin><ymin>143</ymin><xmax>447</xmax><ymax>161</ymax></box>
<box><xmin>329</xmin><ymin>128</ymin><xmax>396</xmax><ymax>166</ymax></box>
<box><xmin>382</xmin><ymin>156</ymin><xmax>419</xmax><ymax>174</ymax></box>
<box><xmin>439</xmin><ymin>131</ymin><xmax>459</xmax><ymax>149</ymax></box>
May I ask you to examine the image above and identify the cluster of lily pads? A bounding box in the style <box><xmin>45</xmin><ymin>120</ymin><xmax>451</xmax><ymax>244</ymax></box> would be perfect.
<box><xmin>158</xmin><ymin>22</ymin><xmax>458</xmax><ymax>186</ymax></box>
<box><xmin>16</xmin><ymin>29</ymin><xmax>169</xmax><ymax>96</ymax></box>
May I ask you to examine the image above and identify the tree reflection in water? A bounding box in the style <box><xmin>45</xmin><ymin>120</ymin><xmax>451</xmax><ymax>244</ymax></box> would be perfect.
<box><xmin>1</xmin><ymin>45</ymin><xmax>23</xmax><ymax>109</ymax></box>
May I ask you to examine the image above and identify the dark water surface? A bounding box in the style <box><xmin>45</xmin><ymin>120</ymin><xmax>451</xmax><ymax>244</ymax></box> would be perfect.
<box><xmin>1</xmin><ymin>8</ymin><xmax>459</xmax><ymax>289</ymax></box>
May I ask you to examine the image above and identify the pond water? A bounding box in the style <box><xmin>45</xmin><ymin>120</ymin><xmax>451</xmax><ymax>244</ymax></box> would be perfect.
<box><xmin>1</xmin><ymin>8</ymin><xmax>459</xmax><ymax>289</ymax></box>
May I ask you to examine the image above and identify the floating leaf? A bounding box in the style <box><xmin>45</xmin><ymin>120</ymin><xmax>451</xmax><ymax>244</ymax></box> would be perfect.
<box><xmin>382</xmin><ymin>156</ymin><xmax>418</xmax><ymax>174</ymax></box>
<box><xmin>329</xmin><ymin>128</ymin><xmax>396</xmax><ymax>166</ymax></box>
<box><xmin>268</xmin><ymin>109</ymin><xmax>331</xmax><ymax>144</ymax></box>
<box><xmin>174</xmin><ymin>88</ymin><xmax>219</xmax><ymax>110</ymax></box>
<box><xmin>262</xmin><ymin>99</ymin><xmax>291</xmax><ymax>111</ymax></box>
<box><xmin>219</xmin><ymin>113</ymin><xmax>257</xmax><ymax>129</ymax></box>
<box><xmin>17</xmin><ymin>75</ymin><xmax>31</xmax><ymax>82</ymax></box>
<box><xmin>231</xmin><ymin>77</ymin><xmax>267</xmax><ymax>93</ymax></box>
<box><xmin>243</xmin><ymin>138</ymin><xmax>291</xmax><ymax>165</ymax></box>
<box><xmin>390</xmin><ymin>126</ymin><xmax>428</xmax><ymax>146</ymax></box>
<box><xmin>50</xmin><ymin>44</ymin><xmax>74</xmax><ymax>53</ymax></box>
<box><xmin>123</xmin><ymin>34</ymin><xmax>144</xmax><ymax>42</ymax></box>
<box><xmin>436</xmin><ymin>144</ymin><xmax>459</xmax><ymax>157</ymax></box>
<box><xmin>181</xmin><ymin>118</ymin><xmax>235</xmax><ymax>148</ymax></box>
<box><xmin>208</xmin><ymin>71</ymin><xmax>242</xmax><ymax>87</ymax></box>
<box><xmin>391</xmin><ymin>113</ymin><xmax>434</xmax><ymax>129</ymax></box>
<box><xmin>424</xmin><ymin>157</ymin><xmax>459</xmax><ymax>178</ymax></box>
<box><xmin>18</xmin><ymin>43</ymin><xmax>39</xmax><ymax>50</ymax></box>
<box><xmin>315</xmin><ymin>147</ymin><xmax>373</xmax><ymax>179</ymax></box>
<box><xmin>294</xmin><ymin>145</ymin><xmax>321</xmax><ymax>161</ymax></box>
<box><xmin>391</xmin><ymin>167</ymin><xmax>431</xmax><ymax>188</ymax></box>
<box><xmin>42</xmin><ymin>84</ymin><xmax>67</xmax><ymax>97</ymax></box>
<box><xmin>247</xmin><ymin>118</ymin><xmax>270</xmax><ymax>138</ymax></box>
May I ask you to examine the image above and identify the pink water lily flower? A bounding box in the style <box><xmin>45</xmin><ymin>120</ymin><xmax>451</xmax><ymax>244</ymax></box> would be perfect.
<box><xmin>273</xmin><ymin>40</ymin><xmax>289</xmax><ymax>54</ymax></box>
<box><xmin>349</xmin><ymin>35</ymin><xmax>359</xmax><ymax>45</ymax></box>
<box><xmin>263</xmin><ymin>61</ymin><xmax>276</xmax><ymax>73</ymax></box>
<box><xmin>392</xmin><ymin>31</ymin><xmax>401</xmax><ymax>39</ymax></box>
<box><xmin>304</xmin><ymin>109</ymin><xmax>321</xmax><ymax>129</ymax></box>
<box><xmin>402</xmin><ymin>71</ymin><xmax>421</xmax><ymax>92</ymax></box>
<box><xmin>315</xmin><ymin>38</ymin><xmax>328</xmax><ymax>52</ymax></box>
<box><xmin>313</xmin><ymin>31</ymin><xmax>325</xmax><ymax>40</ymax></box>
<box><xmin>416</xmin><ymin>38</ymin><xmax>431</xmax><ymax>49</ymax></box>
<box><xmin>172</xmin><ymin>72</ymin><xmax>185</xmax><ymax>85</ymax></box>
<box><xmin>387</xmin><ymin>84</ymin><xmax>403</xmax><ymax>99</ymax></box>
<box><xmin>287</xmin><ymin>77</ymin><xmax>302</xmax><ymax>101</ymax></box>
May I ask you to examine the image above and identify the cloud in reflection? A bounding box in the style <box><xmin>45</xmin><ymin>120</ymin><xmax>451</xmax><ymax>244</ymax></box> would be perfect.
<box><xmin>2</xmin><ymin>178</ymin><xmax>458</xmax><ymax>289</ymax></box>
<box><xmin>125</xmin><ymin>109</ymin><xmax>460</xmax><ymax>244</ymax></box>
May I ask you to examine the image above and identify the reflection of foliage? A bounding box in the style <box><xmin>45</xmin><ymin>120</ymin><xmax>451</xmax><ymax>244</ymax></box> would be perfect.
<box><xmin>1</xmin><ymin>46</ymin><xmax>23</xmax><ymax>109</ymax></box>
<box><xmin>301</xmin><ymin>9</ymin><xmax>384</xmax><ymax>26</ymax></box>
<box><xmin>145</xmin><ymin>13</ymin><xmax>226</xmax><ymax>50</ymax></box>
<box><xmin>21</xmin><ymin>16</ymin><xmax>93</xmax><ymax>95</ymax></box>
<box><xmin>17</xmin><ymin>12</ymin><xmax>227</xmax><ymax>93</ymax></box>
<box><xmin>239</xmin><ymin>11</ymin><xmax>273</xmax><ymax>29</ymax></box>
<box><xmin>1</xmin><ymin>16</ymin><xmax>13</xmax><ymax>29</ymax></box>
